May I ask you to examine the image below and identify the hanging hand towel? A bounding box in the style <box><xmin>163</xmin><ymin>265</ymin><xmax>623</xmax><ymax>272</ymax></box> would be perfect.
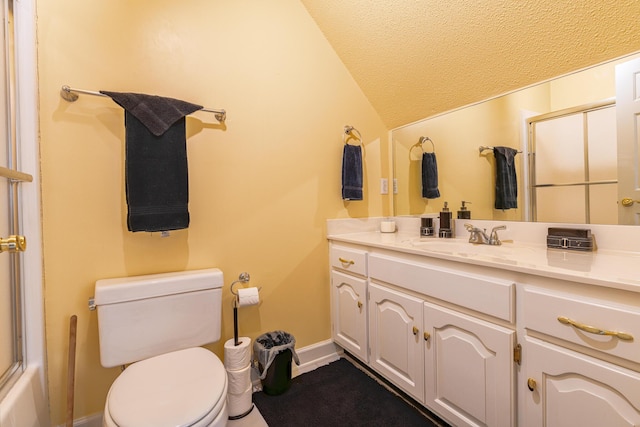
<box><xmin>421</xmin><ymin>152</ymin><xmax>440</xmax><ymax>199</ymax></box>
<box><xmin>342</xmin><ymin>144</ymin><xmax>363</xmax><ymax>200</ymax></box>
<box><xmin>100</xmin><ymin>91</ymin><xmax>203</xmax><ymax>232</ymax></box>
<box><xmin>493</xmin><ymin>146</ymin><xmax>518</xmax><ymax>210</ymax></box>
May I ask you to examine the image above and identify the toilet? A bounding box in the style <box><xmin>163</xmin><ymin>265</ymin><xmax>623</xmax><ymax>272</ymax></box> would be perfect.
<box><xmin>93</xmin><ymin>268</ymin><xmax>229</xmax><ymax>427</ymax></box>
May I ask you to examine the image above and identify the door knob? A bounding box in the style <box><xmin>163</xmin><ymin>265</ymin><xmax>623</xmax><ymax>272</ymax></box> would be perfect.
<box><xmin>0</xmin><ymin>235</ymin><xmax>27</xmax><ymax>253</ymax></box>
<box><xmin>527</xmin><ymin>377</ymin><xmax>537</xmax><ymax>391</ymax></box>
<box><xmin>621</xmin><ymin>197</ymin><xmax>640</xmax><ymax>207</ymax></box>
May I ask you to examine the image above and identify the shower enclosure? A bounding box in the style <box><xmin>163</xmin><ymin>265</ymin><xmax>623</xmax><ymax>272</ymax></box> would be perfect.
<box><xmin>0</xmin><ymin>0</ymin><xmax>48</xmax><ymax>425</ymax></box>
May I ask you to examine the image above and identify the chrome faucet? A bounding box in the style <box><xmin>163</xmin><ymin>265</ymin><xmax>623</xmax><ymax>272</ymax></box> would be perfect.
<box><xmin>464</xmin><ymin>223</ymin><xmax>506</xmax><ymax>245</ymax></box>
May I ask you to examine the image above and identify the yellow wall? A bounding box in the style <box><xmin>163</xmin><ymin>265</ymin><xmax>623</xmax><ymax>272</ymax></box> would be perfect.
<box><xmin>37</xmin><ymin>1</ymin><xmax>389</xmax><ymax>424</ymax></box>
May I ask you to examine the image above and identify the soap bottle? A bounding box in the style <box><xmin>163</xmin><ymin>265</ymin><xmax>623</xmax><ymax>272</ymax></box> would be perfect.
<box><xmin>439</xmin><ymin>202</ymin><xmax>454</xmax><ymax>238</ymax></box>
<box><xmin>457</xmin><ymin>201</ymin><xmax>471</xmax><ymax>219</ymax></box>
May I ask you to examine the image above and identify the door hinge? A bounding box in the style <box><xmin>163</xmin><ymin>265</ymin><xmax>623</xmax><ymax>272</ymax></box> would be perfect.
<box><xmin>514</xmin><ymin>343</ymin><xmax>522</xmax><ymax>365</ymax></box>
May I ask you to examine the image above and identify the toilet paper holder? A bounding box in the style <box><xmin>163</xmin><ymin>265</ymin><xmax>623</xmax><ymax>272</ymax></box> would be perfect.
<box><xmin>230</xmin><ymin>272</ymin><xmax>262</xmax><ymax>304</ymax></box>
<box><xmin>230</xmin><ymin>272</ymin><xmax>262</xmax><ymax>346</ymax></box>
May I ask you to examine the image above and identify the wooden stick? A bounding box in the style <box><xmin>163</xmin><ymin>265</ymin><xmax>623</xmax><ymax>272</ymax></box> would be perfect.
<box><xmin>66</xmin><ymin>315</ymin><xmax>78</xmax><ymax>427</ymax></box>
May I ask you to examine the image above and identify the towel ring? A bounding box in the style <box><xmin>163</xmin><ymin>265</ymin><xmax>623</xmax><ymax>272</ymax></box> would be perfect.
<box><xmin>343</xmin><ymin>125</ymin><xmax>363</xmax><ymax>145</ymax></box>
<box><xmin>419</xmin><ymin>136</ymin><xmax>435</xmax><ymax>153</ymax></box>
<box><xmin>411</xmin><ymin>136</ymin><xmax>435</xmax><ymax>154</ymax></box>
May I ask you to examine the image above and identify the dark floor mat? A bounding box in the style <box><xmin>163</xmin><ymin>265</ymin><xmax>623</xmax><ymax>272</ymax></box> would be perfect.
<box><xmin>253</xmin><ymin>358</ymin><xmax>444</xmax><ymax>426</ymax></box>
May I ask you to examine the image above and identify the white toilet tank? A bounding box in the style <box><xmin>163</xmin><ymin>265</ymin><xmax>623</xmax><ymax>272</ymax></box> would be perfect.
<box><xmin>94</xmin><ymin>268</ymin><xmax>223</xmax><ymax>368</ymax></box>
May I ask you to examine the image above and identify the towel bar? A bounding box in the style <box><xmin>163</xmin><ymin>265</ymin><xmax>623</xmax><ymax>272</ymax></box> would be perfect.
<box><xmin>60</xmin><ymin>85</ymin><xmax>226</xmax><ymax>122</ymax></box>
<box><xmin>479</xmin><ymin>145</ymin><xmax>522</xmax><ymax>154</ymax></box>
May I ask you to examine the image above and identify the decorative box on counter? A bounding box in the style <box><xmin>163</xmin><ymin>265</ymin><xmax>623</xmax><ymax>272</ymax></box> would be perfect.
<box><xmin>546</xmin><ymin>227</ymin><xmax>594</xmax><ymax>251</ymax></box>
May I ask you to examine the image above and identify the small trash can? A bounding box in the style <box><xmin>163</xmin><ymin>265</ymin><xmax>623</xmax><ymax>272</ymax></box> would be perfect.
<box><xmin>254</xmin><ymin>331</ymin><xmax>300</xmax><ymax>395</ymax></box>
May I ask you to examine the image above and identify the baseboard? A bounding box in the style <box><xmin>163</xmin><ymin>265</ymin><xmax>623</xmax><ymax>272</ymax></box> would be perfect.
<box><xmin>56</xmin><ymin>412</ymin><xmax>102</xmax><ymax>427</ymax></box>
<box><xmin>252</xmin><ymin>339</ymin><xmax>343</xmax><ymax>391</ymax></box>
<box><xmin>67</xmin><ymin>340</ymin><xmax>344</xmax><ymax>425</ymax></box>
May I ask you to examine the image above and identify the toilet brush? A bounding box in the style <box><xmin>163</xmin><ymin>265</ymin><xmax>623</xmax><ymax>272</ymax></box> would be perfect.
<box><xmin>66</xmin><ymin>315</ymin><xmax>78</xmax><ymax>427</ymax></box>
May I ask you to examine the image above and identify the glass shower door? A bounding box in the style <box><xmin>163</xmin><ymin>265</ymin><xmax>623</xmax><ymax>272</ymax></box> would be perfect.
<box><xmin>0</xmin><ymin>0</ymin><xmax>25</xmax><ymax>395</ymax></box>
<box><xmin>0</xmin><ymin>163</ymin><xmax>18</xmax><ymax>391</ymax></box>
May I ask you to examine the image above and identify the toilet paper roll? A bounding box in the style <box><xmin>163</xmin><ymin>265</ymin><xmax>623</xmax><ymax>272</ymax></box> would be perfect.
<box><xmin>227</xmin><ymin>384</ymin><xmax>253</xmax><ymax>417</ymax></box>
<box><xmin>226</xmin><ymin>364</ymin><xmax>252</xmax><ymax>394</ymax></box>
<box><xmin>237</xmin><ymin>287</ymin><xmax>260</xmax><ymax>307</ymax></box>
<box><xmin>224</xmin><ymin>337</ymin><xmax>251</xmax><ymax>370</ymax></box>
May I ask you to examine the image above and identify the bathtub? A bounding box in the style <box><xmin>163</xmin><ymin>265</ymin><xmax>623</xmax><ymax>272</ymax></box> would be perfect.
<box><xmin>0</xmin><ymin>366</ymin><xmax>49</xmax><ymax>427</ymax></box>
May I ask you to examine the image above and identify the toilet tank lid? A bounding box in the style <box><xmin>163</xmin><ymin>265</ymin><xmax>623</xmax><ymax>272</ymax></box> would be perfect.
<box><xmin>94</xmin><ymin>268</ymin><xmax>223</xmax><ymax>306</ymax></box>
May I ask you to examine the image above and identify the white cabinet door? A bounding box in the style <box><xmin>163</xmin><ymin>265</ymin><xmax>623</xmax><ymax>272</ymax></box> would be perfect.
<box><xmin>369</xmin><ymin>282</ymin><xmax>424</xmax><ymax>403</ymax></box>
<box><xmin>525</xmin><ymin>337</ymin><xmax>640</xmax><ymax>427</ymax></box>
<box><xmin>424</xmin><ymin>302</ymin><xmax>515</xmax><ymax>427</ymax></box>
<box><xmin>331</xmin><ymin>270</ymin><xmax>368</xmax><ymax>362</ymax></box>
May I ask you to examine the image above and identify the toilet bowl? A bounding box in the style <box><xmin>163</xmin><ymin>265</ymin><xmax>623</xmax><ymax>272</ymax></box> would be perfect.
<box><xmin>102</xmin><ymin>348</ymin><xmax>228</xmax><ymax>427</ymax></box>
<box><xmin>93</xmin><ymin>269</ymin><xmax>229</xmax><ymax>427</ymax></box>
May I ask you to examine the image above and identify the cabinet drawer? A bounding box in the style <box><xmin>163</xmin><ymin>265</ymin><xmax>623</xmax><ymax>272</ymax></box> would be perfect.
<box><xmin>330</xmin><ymin>245</ymin><xmax>367</xmax><ymax>276</ymax></box>
<box><xmin>524</xmin><ymin>287</ymin><xmax>640</xmax><ymax>364</ymax></box>
<box><xmin>369</xmin><ymin>253</ymin><xmax>514</xmax><ymax>322</ymax></box>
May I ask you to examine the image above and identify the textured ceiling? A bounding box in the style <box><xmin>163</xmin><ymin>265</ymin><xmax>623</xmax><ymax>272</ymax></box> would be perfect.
<box><xmin>300</xmin><ymin>0</ymin><xmax>640</xmax><ymax>129</ymax></box>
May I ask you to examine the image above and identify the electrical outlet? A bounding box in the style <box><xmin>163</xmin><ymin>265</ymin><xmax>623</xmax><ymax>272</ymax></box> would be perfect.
<box><xmin>380</xmin><ymin>178</ymin><xmax>388</xmax><ymax>194</ymax></box>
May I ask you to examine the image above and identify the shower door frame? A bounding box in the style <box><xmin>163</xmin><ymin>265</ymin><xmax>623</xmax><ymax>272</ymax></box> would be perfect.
<box><xmin>0</xmin><ymin>0</ymin><xmax>25</xmax><ymax>399</ymax></box>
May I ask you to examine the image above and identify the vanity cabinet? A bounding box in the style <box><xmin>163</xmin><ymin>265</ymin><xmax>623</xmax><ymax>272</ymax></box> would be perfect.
<box><xmin>524</xmin><ymin>337</ymin><xmax>640</xmax><ymax>426</ymax></box>
<box><xmin>523</xmin><ymin>285</ymin><xmax>640</xmax><ymax>426</ymax></box>
<box><xmin>424</xmin><ymin>302</ymin><xmax>515</xmax><ymax>427</ymax></box>
<box><xmin>327</xmin><ymin>232</ymin><xmax>640</xmax><ymax>427</ymax></box>
<box><xmin>329</xmin><ymin>244</ymin><xmax>368</xmax><ymax>362</ymax></box>
<box><xmin>368</xmin><ymin>282</ymin><xmax>425</xmax><ymax>403</ymax></box>
<box><xmin>367</xmin><ymin>252</ymin><xmax>516</xmax><ymax>426</ymax></box>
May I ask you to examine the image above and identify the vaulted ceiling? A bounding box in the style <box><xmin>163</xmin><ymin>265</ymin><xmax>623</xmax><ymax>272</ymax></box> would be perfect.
<box><xmin>301</xmin><ymin>0</ymin><xmax>640</xmax><ymax>129</ymax></box>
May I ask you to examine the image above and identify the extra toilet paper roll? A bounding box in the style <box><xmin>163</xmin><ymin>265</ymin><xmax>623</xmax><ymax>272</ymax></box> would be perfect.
<box><xmin>226</xmin><ymin>364</ymin><xmax>252</xmax><ymax>394</ymax></box>
<box><xmin>237</xmin><ymin>287</ymin><xmax>260</xmax><ymax>307</ymax></box>
<box><xmin>227</xmin><ymin>384</ymin><xmax>253</xmax><ymax>417</ymax></box>
<box><xmin>224</xmin><ymin>337</ymin><xmax>251</xmax><ymax>370</ymax></box>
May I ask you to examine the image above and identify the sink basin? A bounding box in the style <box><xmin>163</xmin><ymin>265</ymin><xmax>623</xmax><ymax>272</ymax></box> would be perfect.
<box><xmin>406</xmin><ymin>238</ymin><xmax>536</xmax><ymax>261</ymax></box>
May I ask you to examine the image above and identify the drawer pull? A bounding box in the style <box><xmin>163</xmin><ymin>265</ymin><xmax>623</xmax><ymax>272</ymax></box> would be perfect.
<box><xmin>557</xmin><ymin>316</ymin><xmax>634</xmax><ymax>341</ymax></box>
<box><xmin>412</xmin><ymin>326</ymin><xmax>419</xmax><ymax>336</ymax></box>
<box><xmin>338</xmin><ymin>257</ymin><xmax>355</xmax><ymax>266</ymax></box>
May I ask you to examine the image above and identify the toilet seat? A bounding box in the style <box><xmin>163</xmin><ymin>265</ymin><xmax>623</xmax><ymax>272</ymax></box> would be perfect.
<box><xmin>103</xmin><ymin>347</ymin><xmax>228</xmax><ymax>427</ymax></box>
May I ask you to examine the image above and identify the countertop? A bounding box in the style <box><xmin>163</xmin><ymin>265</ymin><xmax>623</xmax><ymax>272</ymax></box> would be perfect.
<box><xmin>328</xmin><ymin>231</ymin><xmax>640</xmax><ymax>293</ymax></box>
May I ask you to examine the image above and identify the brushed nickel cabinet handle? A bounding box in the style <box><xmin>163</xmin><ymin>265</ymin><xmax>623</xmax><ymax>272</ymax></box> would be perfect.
<box><xmin>557</xmin><ymin>316</ymin><xmax>634</xmax><ymax>341</ymax></box>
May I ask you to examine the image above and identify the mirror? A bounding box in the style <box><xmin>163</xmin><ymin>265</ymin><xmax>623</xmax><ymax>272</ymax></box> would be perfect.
<box><xmin>392</xmin><ymin>51</ymin><xmax>640</xmax><ymax>225</ymax></box>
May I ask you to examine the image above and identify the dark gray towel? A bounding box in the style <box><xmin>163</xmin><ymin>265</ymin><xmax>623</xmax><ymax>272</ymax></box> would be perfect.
<box><xmin>421</xmin><ymin>152</ymin><xmax>440</xmax><ymax>199</ymax></box>
<box><xmin>100</xmin><ymin>91</ymin><xmax>203</xmax><ymax>232</ymax></box>
<box><xmin>342</xmin><ymin>144</ymin><xmax>363</xmax><ymax>201</ymax></box>
<box><xmin>100</xmin><ymin>91</ymin><xmax>203</xmax><ymax>136</ymax></box>
<box><xmin>493</xmin><ymin>146</ymin><xmax>518</xmax><ymax>210</ymax></box>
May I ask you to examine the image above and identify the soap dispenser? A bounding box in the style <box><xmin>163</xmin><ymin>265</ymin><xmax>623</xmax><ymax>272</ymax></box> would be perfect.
<box><xmin>457</xmin><ymin>201</ymin><xmax>471</xmax><ymax>219</ymax></box>
<box><xmin>439</xmin><ymin>202</ymin><xmax>454</xmax><ymax>238</ymax></box>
